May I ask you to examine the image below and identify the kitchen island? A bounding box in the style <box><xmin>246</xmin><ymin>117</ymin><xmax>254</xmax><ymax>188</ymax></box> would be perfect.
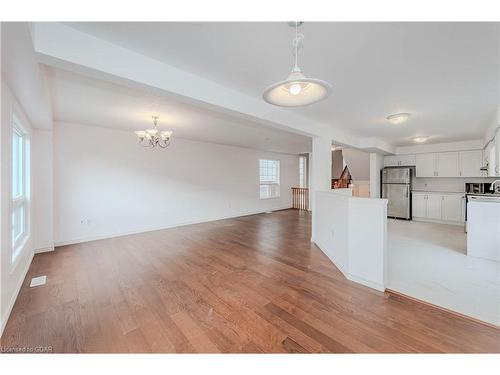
<box><xmin>467</xmin><ymin>195</ymin><xmax>500</xmax><ymax>261</ymax></box>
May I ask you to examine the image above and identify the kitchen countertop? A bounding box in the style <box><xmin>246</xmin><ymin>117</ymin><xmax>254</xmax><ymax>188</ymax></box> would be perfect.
<box><xmin>467</xmin><ymin>195</ymin><xmax>500</xmax><ymax>203</ymax></box>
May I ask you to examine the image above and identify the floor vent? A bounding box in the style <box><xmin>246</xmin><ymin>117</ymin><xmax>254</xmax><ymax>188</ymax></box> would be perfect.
<box><xmin>30</xmin><ymin>276</ymin><xmax>47</xmax><ymax>287</ymax></box>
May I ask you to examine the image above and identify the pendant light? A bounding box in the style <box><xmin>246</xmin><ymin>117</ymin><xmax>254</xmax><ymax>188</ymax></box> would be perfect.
<box><xmin>263</xmin><ymin>22</ymin><xmax>332</xmax><ymax>107</ymax></box>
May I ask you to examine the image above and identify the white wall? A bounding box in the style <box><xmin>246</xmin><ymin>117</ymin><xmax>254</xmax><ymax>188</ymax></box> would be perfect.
<box><xmin>331</xmin><ymin>149</ymin><xmax>344</xmax><ymax>178</ymax></box>
<box><xmin>32</xmin><ymin>129</ymin><xmax>53</xmax><ymax>252</ymax></box>
<box><xmin>1</xmin><ymin>82</ymin><xmax>35</xmax><ymax>335</ymax></box>
<box><xmin>342</xmin><ymin>148</ymin><xmax>370</xmax><ymax>181</ymax></box>
<box><xmin>313</xmin><ymin>190</ymin><xmax>388</xmax><ymax>291</ymax></box>
<box><xmin>54</xmin><ymin>122</ymin><xmax>299</xmax><ymax>245</ymax></box>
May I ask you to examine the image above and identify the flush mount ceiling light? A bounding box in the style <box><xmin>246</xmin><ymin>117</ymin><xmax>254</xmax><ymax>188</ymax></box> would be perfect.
<box><xmin>386</xmin><ymin>113</ymin><xmax>411</xmax><ymax>125</ymax></box>
<box><xmin>262</xmin><ymin>22</ymin><xmax>332</xmax><ymax>107</ymax></box>
<box><xmin>413</xmin><ymin>136</ymin><xmax>428</xmax><ymax>143</ymax></box>
<box><xmin>134</xmin><ymin>116</ymin><xmax>172</xmax><ymax>148</ymax></box>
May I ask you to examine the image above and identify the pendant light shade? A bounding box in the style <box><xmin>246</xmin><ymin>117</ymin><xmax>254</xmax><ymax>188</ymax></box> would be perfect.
<box><xmin>263</xmin><ymin>22</ymin><xmax>332</xmax><ymax>107</ymax></box>
<box><xmin>263</xmin><ymin>70</ymin><xmax>332</xmax><ymax>107</ymax></box>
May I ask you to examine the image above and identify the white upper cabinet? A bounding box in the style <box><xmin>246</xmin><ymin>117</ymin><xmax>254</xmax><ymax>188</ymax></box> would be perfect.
<box><xmin>414</xmin><ymin>150</ymin><xmax>483</xmax><ymax>178</ymax></box>
<box><xmin>397</xmin><ymin>154</ymin><xmax>416</xmax><ymax>166</ymax></box>
<box><xmin>384</xmin><ymin>155</ymin><xmax>399</xmax><ymax>167</ymax></box>
<box><xmin>415</xmin><ymin>153</ymin><xmax>435</xmax><ymax>177</ymax></box>
<box><xmin>435</xmin><ymin>152</ymin><xmax>459</xmax><ymax>177</ymax></box>
<box><xmin>459</xmin><ymin>150</ymin><xmax>483</xmax><ymax>177</ymax></box>
<box><xmin>384</xmin><ymin>154</ymin><xmax>416</xmax><ymax>167</ymax></box>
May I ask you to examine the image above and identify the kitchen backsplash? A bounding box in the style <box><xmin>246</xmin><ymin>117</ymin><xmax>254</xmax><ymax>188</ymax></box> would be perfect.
<box><xmin>413</xmin><ymin>177</ymin><xmax>498</xmax><ymax>192</ymax></box>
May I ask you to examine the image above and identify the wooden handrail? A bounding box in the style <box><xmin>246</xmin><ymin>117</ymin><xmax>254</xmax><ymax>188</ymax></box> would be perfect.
<box><xmin>291</xmin><ymin>187</ymin><xmax>309</xmax><ymax>211</ymax></box>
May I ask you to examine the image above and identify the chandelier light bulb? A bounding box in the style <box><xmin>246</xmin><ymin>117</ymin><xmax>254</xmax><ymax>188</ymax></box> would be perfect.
<box><xmin>289</xmin><ymin>83</ymin><xmax>302</xmax><ymax>95</ymax></box>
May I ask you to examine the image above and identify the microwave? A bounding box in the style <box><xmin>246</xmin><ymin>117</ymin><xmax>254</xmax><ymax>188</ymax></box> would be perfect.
<box><xmin>465</xmin><ymin>182</ymin><xmax>492</xmax><ymax>194</ymax></box>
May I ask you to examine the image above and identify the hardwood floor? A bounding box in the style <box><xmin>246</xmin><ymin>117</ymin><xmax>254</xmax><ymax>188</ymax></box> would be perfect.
<box><xmin>1</xmin><ymin>209</ymin><xmax>499</xmax><ymax>353</ymax></box>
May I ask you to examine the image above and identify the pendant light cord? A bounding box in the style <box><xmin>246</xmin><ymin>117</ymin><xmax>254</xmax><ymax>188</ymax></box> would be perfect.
<box><xmin>292</xmin><ymin>22</ymin><xmax>304</xmax><ymax>73</ymax></box>
<box><xmin>294</xmin><ymin>22</ymin><xmax>298</xmax><ymax>70</ymax></box>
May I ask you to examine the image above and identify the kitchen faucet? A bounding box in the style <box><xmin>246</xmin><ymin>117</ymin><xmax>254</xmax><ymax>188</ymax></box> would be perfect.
<box><xmin>490</xmin><ymin>180</ymin><xmax>500</xmax><ymax>193</ymax></box>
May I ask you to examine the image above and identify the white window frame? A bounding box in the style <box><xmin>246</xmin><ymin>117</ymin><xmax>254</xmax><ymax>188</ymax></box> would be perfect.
<box><xmin>11</xmin><ymin>113</ymin><xmax>30</xmax><ymax>263</ymax></box>
<box><xmin>259</xmin><ymin>159</ymin><xmax>280</xmax><ymax>199</ymax></box>
<box><xmin>299</xmin><ymin>156</ymin><xmax>307</xmax><ymax>188</ymax></box>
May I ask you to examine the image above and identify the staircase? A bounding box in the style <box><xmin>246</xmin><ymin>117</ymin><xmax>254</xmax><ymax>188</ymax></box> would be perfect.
<box><xmin>332</xmin><ymin>166</ymin><xmax>352</xmax><ymax>189</ymax></box>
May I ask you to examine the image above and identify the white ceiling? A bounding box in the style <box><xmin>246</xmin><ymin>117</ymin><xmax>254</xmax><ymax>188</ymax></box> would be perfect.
<box><xmin>65</xmin><ymin>22</ymin><xmax>500</xmax><ymax>146</ymax></box>
<box><xmin>45</xmin><ymin>66</ymin><xmax>311</xmax><ymax>154</ymax></box>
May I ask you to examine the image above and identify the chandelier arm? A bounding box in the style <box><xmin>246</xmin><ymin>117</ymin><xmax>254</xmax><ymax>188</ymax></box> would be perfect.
<box><xmin>158</xmin><ymin>139</ymin><xmax>170</xmax><ymax>148</ymax></box>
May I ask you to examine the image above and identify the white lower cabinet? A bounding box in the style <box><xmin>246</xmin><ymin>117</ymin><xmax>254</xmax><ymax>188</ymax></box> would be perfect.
<box><xmin>412</xmin><ymin>193</ymin><xmax>427</xmax><ymax>218</ymax></box>
<box><xmin>442</xmin><ymin>194</ymin><xmax>465</xmax><ymax>222</ymax></box>
<box><xmin>412</xmin><ymin>192</ymin><xmax>465</xmax><ymax>224</ymax></box>
<box><xmin>426</xmin><ymin>194</ymin><xmax>443</xmax><ymax>220</ymax></box>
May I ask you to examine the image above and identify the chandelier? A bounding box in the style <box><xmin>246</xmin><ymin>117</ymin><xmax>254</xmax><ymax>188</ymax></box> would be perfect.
<box><xmin>134</xmin><ymin>116</ymin><xmax>172</xmax><ymax>148</ymax></box>
<box><xmin>263</xmin><ymin>22</ymin><xmax>332</xmax><ymax>107</ymax></box>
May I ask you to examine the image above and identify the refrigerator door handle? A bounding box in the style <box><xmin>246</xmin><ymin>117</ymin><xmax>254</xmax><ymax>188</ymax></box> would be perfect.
<box><xmin>405</xmin><ymin>186</ymin><xmax>409</xmax><ymax>198</ymax></box>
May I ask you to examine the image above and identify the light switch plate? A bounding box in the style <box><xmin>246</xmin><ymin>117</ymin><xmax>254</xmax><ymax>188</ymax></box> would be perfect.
<box><xmin>30</xmin><ymin>275</ymin><xmax>47</xmax><ymax>287</ymax></box>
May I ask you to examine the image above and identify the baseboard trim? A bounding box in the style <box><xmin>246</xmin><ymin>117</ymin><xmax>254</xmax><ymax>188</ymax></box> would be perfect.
<box><xmin>348</xmin><ymin>274</ymin><xmax>385</xmax><ymax>292</ymax></box>
<box><xmin>1</xmin><ymin>250</ymin><xmax>35</xmax><ymax>337</ymax></box>
<box><xmin>385</xmin><ymin>289</ymin><xmax>500</xmax><ymax>330</ymax></box>
<box><xmin>55</xmin><ymin>206</ymin><xmax>293</xmax><ymax>247</ymax></box>
<box><xmin>34</xmin><ymin>246</ymin><xmax>55</xmax><ymax>254</ymax></box>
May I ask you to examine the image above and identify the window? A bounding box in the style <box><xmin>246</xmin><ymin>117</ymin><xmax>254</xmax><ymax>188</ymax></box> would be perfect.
<box><xmin>259</xmin><ymin>159</ymin><xmax>280</xmax><ymax>199</ymax></box>
<box><xmin>299</xmin><ymin>156</ymin><xmax>307</xmax><ymax>188</ymax></box>
<box><xmin>11</xmin><ymin>115</ymin><xmax>30</xmax><ymax>261</ymax></box>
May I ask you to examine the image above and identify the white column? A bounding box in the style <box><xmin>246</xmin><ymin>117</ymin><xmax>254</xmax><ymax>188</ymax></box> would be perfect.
<box><xmin>311</xmin><ymin>136</ymin><xmax>332</xmax><ymax>240</ymax></box>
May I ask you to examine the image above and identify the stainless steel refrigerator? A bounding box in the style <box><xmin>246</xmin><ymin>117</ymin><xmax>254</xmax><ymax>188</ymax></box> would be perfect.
<box><xmin>381</xmin><ymin>167</ymin><xmax>412</xmax><ymax>220</ymax></box>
